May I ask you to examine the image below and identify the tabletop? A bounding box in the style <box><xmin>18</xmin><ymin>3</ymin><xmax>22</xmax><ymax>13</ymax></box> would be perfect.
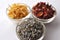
<box><xmin>0</xmin><ymin>0</ymin><xmax>60</xmax><ymax>40</ymax></box>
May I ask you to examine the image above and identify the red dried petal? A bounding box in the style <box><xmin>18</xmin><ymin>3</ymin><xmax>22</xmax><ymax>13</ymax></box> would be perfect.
<box><xmin>43</xmin><ymin>11</ymin><xmax>48</xmax><ymax>17</ymax></box>
<box><xmin>37</xmin><ymin>12</ymin><xmax>43</xmax><ymax>17</ymax></box>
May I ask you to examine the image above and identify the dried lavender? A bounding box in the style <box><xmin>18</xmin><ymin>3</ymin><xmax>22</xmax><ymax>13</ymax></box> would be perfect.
<box><xmin>16</xmin><ymin>18</ymin><xmax>44</xmax><ymax>40</ymax></box>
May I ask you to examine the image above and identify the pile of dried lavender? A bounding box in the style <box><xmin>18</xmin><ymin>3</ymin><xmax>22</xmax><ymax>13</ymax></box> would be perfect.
<box><xmin>16</xmin><ymin>18</ymin><xmax>44</xmax><ymax>40</ymax></box>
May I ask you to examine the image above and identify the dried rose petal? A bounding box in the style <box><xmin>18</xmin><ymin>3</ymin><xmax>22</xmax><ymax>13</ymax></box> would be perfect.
<box><xmin>32</xmin><ymin>2</ymin><xmax>55</xmax><ymax>19</ymax></box>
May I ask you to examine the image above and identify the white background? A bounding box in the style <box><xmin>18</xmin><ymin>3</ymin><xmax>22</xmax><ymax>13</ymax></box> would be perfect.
<box><xmin>0</xmin><ymin>0</ymin><xmax>60</xmax><ymax>40</ymax></box>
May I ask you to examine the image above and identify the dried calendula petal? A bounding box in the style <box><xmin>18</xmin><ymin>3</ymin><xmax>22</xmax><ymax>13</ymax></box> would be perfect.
<box><xmin>8</xmin><ymin>13</ymin><xmax>14</xmax><ymax>19</ymax></box>
<box><xmin>8</xmin><ymin>3</ymin><xmax>29</xmax><ymax>19</ymax></box>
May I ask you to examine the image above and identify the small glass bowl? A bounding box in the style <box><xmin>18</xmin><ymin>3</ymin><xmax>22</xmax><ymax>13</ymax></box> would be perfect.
<box><xmin>32</xmin><ymin>6</ymin><xmax>56</xmax><ymax>24</ymax></box>
<box><xmin>6</xmin><ymin>3</ymin><xmax>31</xmax><ymax>23</ymax></box>
<box><xmin>16</xmin><ymin>18</ymin><xmax>46</xmax><ymax>40</ymax></box>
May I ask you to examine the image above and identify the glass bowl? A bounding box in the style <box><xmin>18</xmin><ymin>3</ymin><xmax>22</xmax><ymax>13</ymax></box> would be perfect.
<box><xmin>16</xmin><ymin>18</ymin><xmax>46</xmax><ymax>40</ymax></box>
<box><xmin>6</xmin><ymin>3</ymin><xmax>31</xmax><ymax>23</ymax></box>
<box><xmin>32</xmin><ymin>3</ymin><xmax>56</xmax><ymax>24</ymax></box>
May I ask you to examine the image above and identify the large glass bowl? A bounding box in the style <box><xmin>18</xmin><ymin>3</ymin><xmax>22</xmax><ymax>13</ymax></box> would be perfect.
<box><xmin>32</xmin><ymin>4</ymin><xmax>56</xmax><ymax>24</ymax></box>
<box><xmin>6</xmin><ymin>3</ymin><xmax>31</xmax><ymax>23</ymax></box>
<box><xmin>16</xmin><ymin>18</ymin><xmax>46</xmax><ymax>40</ymax></box>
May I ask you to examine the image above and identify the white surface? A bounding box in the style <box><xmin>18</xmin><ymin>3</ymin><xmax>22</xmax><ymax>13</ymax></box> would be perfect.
<box><xmin>0</xmin><ymin>0</ymin><xmax>60</xmax><ymax>40</ymax></box>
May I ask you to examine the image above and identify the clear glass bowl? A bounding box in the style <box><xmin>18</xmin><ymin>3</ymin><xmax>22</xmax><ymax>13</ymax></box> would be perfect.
<box><xmin>32</xmin><ymin>5</ymin><xmax>56</xmax><ymax>24</ymax></box>
<box><xmin>16</xmin><ymin>18</ymin><xmax>46</xmax><ymax>40</ymax></box>
<box><xmin>6</xmin><ymin>3</ymin><xmax>31</xmax><ymax>23</ymax></box>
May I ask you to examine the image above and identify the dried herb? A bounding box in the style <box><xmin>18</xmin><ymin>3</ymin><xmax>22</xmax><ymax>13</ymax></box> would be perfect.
<box><xmin>16</xmin><ymin>18</ymin><xmax>44</xmax><ymax>40</ymax></box>
<box><xmin>8</xmin><ymin>3</ymin><xmax>28</xmax><ymax>19</ymax></box>
<box><xmin>32</xmin><ymin>2</ymin><xmax>55</xmax><ymax>19</ymax></box>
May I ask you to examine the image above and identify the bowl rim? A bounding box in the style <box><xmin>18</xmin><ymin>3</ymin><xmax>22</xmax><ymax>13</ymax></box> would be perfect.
<box><xmin>16</xmin><ymin>18</ymin><xmax>46</xmax><ymax>40</ymax></box>
<box><xmin>6</xmin><ymin>3</ymin><xmax>31</xmax><ymax>20</ymax></box>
